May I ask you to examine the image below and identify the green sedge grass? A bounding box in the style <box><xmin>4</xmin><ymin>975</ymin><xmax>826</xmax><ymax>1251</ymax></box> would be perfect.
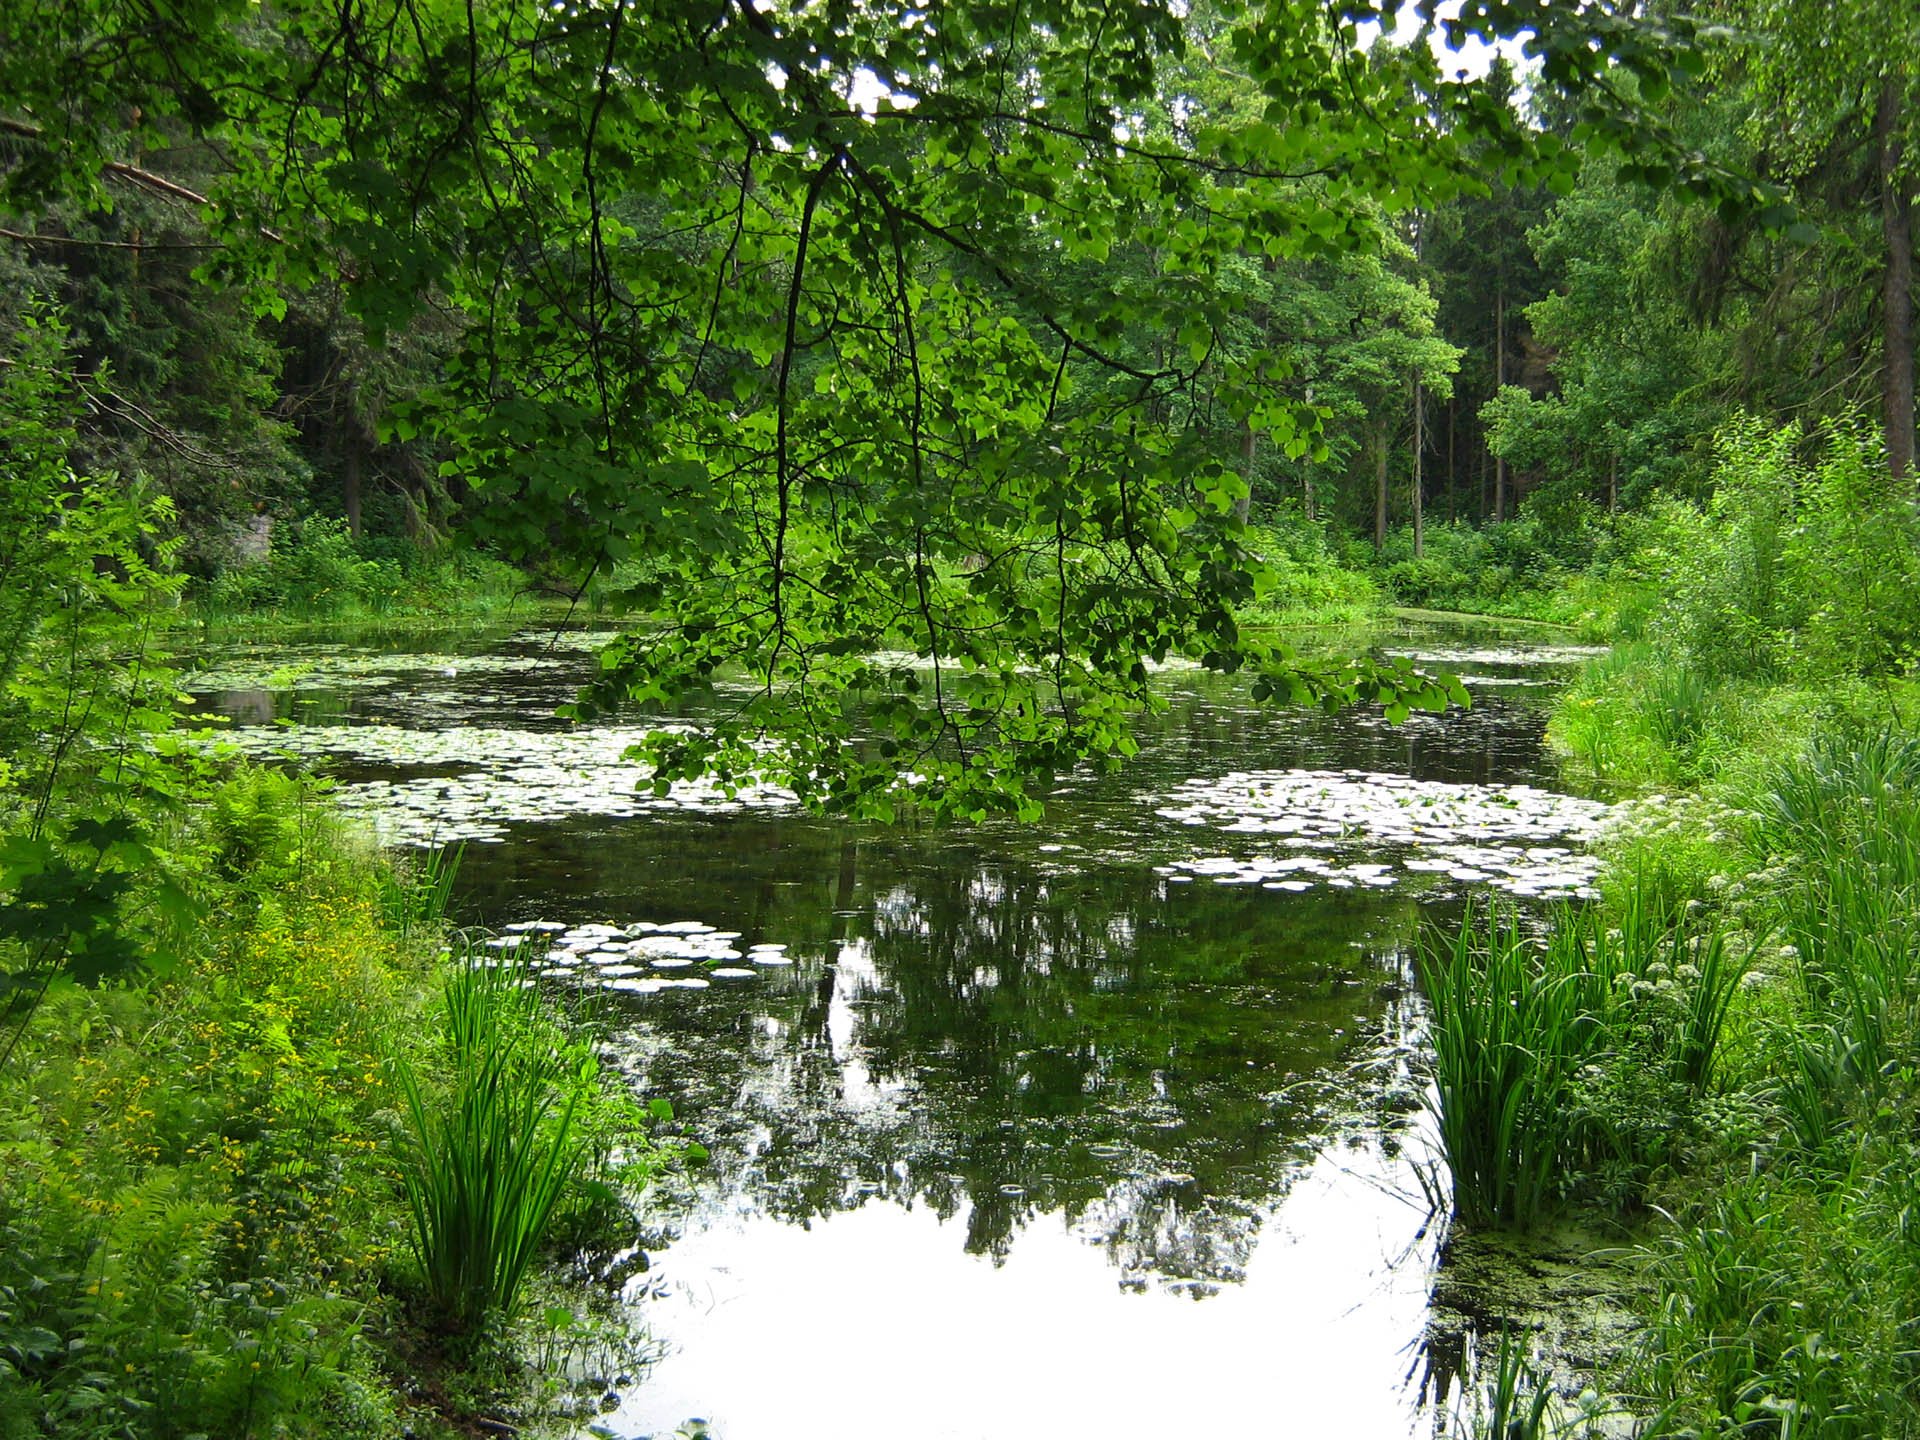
<box><xmin>1417</xmin><ymin>907</ymin><xmax>1616</xmax><ymax>1229</ymax></box>
<box><xmin>396</xmin><ymin>941</ymin><xmax>586</xmax><ymax>1336</ymax></box>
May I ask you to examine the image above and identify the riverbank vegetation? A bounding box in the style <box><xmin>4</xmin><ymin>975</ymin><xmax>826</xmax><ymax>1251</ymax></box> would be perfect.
<box><xmin>0</xmin><ymin>320</ymin><xmax>675</xmax><ymax>1436</ymax></box>
<box><xmin>1420</xmin><ymin>409</ymin><xmax>1920</xmax><ymax>1432</ymax></box>
<box><xmin>4</xmin><ymin>0</ymin><xmax>1918</xmax><ymax>1435</ymax></box>
<box><xmin>0</xmin><ymin>779</ymin><xmax>676</xmax><ymax>1437</ymax></box>
<box><xmin>1432</xmin><ymin>720</ymin><xmax>1920</xmax><ymax>1438</ymax></box>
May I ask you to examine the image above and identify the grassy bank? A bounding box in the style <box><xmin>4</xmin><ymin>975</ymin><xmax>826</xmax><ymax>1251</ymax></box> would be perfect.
<box><xmin>1424</xmin><ymin>421</ymin><xmax>1920</xmax><ymax>1435</ymax></box>
<box><xmin>1235</xmin><ymin>508</ymin><xmax>1659</xmax><ymax>641</ymax></box>
<box><xmin>183</xmin><ymin>516</ymin><xmax>538</xmax><ymax>633</ymax></box>
<box><xmin>0</xmin><ymin>767</ymin><xmax>673</xmax><ymax>1438</ymax></box>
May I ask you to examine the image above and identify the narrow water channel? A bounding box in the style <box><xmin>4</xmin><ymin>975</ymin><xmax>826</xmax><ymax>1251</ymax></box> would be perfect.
<box><xmin>184</xmin><ymin>616</ymin><xmax>1607</xmax><ymax>1439</ymax></box>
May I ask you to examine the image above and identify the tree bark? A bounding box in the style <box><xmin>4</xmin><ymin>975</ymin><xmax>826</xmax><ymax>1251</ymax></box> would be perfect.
<box><xmin>1412</xmin><ymin>376</ymin><xmax>1425</xmax><ymax>559</ymax></box>
<box><xmin>1236</xmin><ymin>420</ymin><xmax>1256</xmax><ymax>525</ymax></box>
<box><xmin>1447</xmin><ymin>396</ymin><xmax>1457</xmax><ymax>525</ymax></box>
<box><xmin>344</xmin><ymin>445</ymin><xmax>363</xmax><ymax>539</ymax></box>
<box><xmin>1877</xmin><ymin>75</ymin><xmax>1915</xmax><ymax>485</ymax></box>
<box><xmin>1374</xmin><ymin>415</ymin><xmax>1389</xmax><ymax>552</ymax></box>
<box><xmin>1494</xmin><ymin>287</ymin><xmax>1509</xmax><ymax>521</ymax></box>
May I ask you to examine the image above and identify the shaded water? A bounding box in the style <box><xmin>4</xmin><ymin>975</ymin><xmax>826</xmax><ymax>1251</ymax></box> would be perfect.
<box><xmin>184</xmin><ymin>616</ymin><xmax>1605</xmax><ymax>1439</ymax></box>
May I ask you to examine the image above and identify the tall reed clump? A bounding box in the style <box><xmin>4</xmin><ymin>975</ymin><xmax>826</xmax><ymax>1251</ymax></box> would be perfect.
<box><xmin>1419</xmin><ymin>898</ymin><xmax>1745</xmax><ymax>1229</ymax></box>
<box><xmin>377</xmin><ymin>841</ymin><xmax>465</xmax><ymax>946</ymax></box>
<box><xmin>1417</xmin><ymin>908</ymin><xmax>1617</xmax><ymax>1229</ymax></box>
<box><xmin>397</xmin><ymin>943</ymin><xmax>588</xmax><ymax>1336</ymax></box>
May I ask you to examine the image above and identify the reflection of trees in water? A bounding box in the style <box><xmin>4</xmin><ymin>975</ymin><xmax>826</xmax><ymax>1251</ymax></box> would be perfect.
<box><xmin>436</xmin><ymin>647</ymin><xmax>1561</xmax><ymax>1289</ymax></box>
<box><xmin>609</xmin><ymin>833</ymin><xmax>1426</xmax><ymax>1290</ymax></box>
<box><xmin>1112</xmin><ymin>677</ymin><xmax>1558</xmax><ymax>797</ymax></box>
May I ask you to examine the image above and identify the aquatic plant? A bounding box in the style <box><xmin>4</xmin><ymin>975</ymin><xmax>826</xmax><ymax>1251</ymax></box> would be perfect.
<box><xmin>1418</xmin><ymin>894</ymin><xmax>1744</xmax><ymax>1225</ymax></box>
<box><xmin>1455</xmin><ymin>1327</ymin><xmax>1558</xmax><ymax>1440</ymax></box>
<box><xmin>197</xmin><ymin>721</ymin><xmax>798</xmax><ymax>845</ymax></box>
<box><xmin>397</xmin><ymin>943</ymin><xmax>587</xmax><ymax>1335</ymax></box>
<box><xmin>1417</xmin><ymin>907</ymin><xmax>1617</xmax><ymax>1229</ymax></box>
<box><xmin>377</xmin><ymin>841</ymin><xmax>465</xmax><ymax>945</ymax></box>
<box><xmin>1155</xmin><ymin>768</ymin><xmax>1610</xmax><ymax>902</ymax></box>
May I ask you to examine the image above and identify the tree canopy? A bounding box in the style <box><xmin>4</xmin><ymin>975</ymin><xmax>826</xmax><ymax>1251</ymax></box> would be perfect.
<box><xmin>0</xmin><ymin>0</ymin><xmax>1773</xmax><ymax>817</ymax></box>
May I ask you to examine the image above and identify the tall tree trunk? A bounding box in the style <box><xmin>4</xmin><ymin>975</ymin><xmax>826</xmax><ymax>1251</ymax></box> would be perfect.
<box><xmin>1236</xmin><ymin>420</ymin><xmax>1256</xmax><ymax>525</ymax></box>
<box><xmin>1608</xmin><ymin>453</ymin><xmax>1619</xmax><ymax>513</ymax></box>
<box><xmin>343</xmin><ymin>444</ymin><xmax>363</xmax><ymax>539</ymax></box>
<box><xmin>1374</xmin><ymin>415</ymin><xmax>1389</xmax><ymax>553</ymax></box>
<box><xmin>1447</xmin><ymin>397</ymin><xmax>1457</xmax><ymax>525</ymax></box>
<box><xmin>1412</xmin><ymin>376</ymin><xmax>1425</xmax><ymax>559</ymax></box>
<box><xmin>1303</xmin><ymin>470</ymin><xmax>1316</xmax><ymax>523</ymax></box>
<box><xmin>1494</xmin><ymin>287</ymin><xmax>1509</xmax><ymax>521</ymax></box>
<box><xmin>1877</xmin><ymin>75</ymin><xmax>1915</xmax><ymax>485</ymax></box>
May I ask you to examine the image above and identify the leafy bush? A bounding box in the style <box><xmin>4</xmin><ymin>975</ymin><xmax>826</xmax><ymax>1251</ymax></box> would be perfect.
<box><xmin>0</xmin><ymin>781</ymin><xmax>418</xmax><ymax>1438</ymax></box>
<box><xmin>202</xmin><ymin>516</ymin><xmax>398</xmax><ymax>615</ymax></box>
<box><xmin>1652</xmin><ymin>416</ymin><xmax>1920</xmax><ymax>682</ymax></box>
<box><xmin>2</xmin><ymin>306</ymin><xmax>192</xmax><ymax>1061</ymax></box>
<box><xmin>1239</xmin><ymin>511</ymin><xmax>1383</xmax><ymax>623</ymax></box>
<box><xmin>1370</xmin><ymin>504</ymin><xmax>1607</xmax><ymax>619</ymax></box>
<box><xmin>197</xmin><ymin>516</ymin><xmax>525</xmax><ymax>622</ymax></box>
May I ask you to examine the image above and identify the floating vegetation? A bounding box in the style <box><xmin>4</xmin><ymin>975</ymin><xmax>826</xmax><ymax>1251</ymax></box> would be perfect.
<box><xmin>503</xmin><ymin>627</ymin><xmax>624</xmax><ymax>652</ymax></box>
<box><xmin>1153</xmin><ymin>769</ymin><xmax>1610</xmax><ymax>901</ymax></box>
<box><xmin>199</xmin><ymin>724</ymin><xmax>796</xmax><ymax>845</ymax></box>
<box><xmin>179</xmin><ymin>645</ymin><xmax>573</xmax><ymax>693</ymax></box>
<box><xmin>1451</xmin><ymin>674</ymin><xmax>1559</xmax><ymax>689</ymax></box>
<box><xmin>1382</xmin><ymin>644</ymin><xmax>1608</xmax><ymax>668</ymax></box>
<box><xmin>489</xmin><ymin>919</ymin><xmax>785</xmax><ymax>995</ymax></box>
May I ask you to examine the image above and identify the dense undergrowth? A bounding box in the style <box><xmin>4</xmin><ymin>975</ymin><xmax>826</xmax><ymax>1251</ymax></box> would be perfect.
<box><xmin>187</xmin><ymin>516</ymin><xmax>531</xmax><ymax>631</ymax></box>
<box><xmin>1</xmin><ymin>318</ymin><xmax>671</xmax><ymax>1438</ymax></box>
<box><xmin>1237</xmin><ymin>513</ymin><xmax>1386</xmax><ymax>627</ymax></box>
<box><xmin>1427</xmin><ymin>418</ymin><xmax>1920</xmax><ymax>1437</ymax></box>
<box><xmin>1236</xmin><ymin>499</ymin><xmax>1660</xmax><ymax>638</ymax></box>
<box><xmin>0</xmin><ymin>770</ymin><xmax>677</xmax><ymax>1439</ymax></box>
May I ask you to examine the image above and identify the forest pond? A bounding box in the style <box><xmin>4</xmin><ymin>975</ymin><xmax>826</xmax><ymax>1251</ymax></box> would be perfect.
<box><xmin>185</xmin><ymin>616</ymin><xmax>1609</xmax><ymax>1439</ymax></box>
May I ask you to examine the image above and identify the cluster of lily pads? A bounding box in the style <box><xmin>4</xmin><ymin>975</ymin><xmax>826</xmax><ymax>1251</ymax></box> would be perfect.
<box><xmin>179</xmin><ymin>645</ymin><xmax>573</xmax><ymax>694</ymax></box>
<box><xmin>1381</xmin><ymin>643</ymin><xmax>1609</xmax><ymax>669</ymax></box>
<box><xmin>1152</xmin><ymin>769</ymin><xmax>1610</xmax><ymax>900</ymax></box>
<box><xmin>200</xmin><ymin>723</ymin><xmax>796</xmax><ymax>845</ymax></box>
<box><xmin>485</xmin><ymin>918</ymin><xmax>795</xmax><ymax>993</ymax></box>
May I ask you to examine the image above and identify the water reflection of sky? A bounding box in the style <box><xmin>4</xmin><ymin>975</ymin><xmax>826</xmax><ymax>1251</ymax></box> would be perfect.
<box><xmin>624</xmin><ymin>1137</ymin><xmax>1440</xmax><ymax>1440</ymax></box>
<box><xmin>179</xmin><ymin>615</ymin><xmax>1600</xmax><ymax>1438</ymax></box>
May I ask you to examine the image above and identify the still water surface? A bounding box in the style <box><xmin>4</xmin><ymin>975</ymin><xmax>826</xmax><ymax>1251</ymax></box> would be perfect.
<box><xmin>186</xmin><ymin>616</ymin><xmax>1604</xmax><ymax>1439</ymax></box>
